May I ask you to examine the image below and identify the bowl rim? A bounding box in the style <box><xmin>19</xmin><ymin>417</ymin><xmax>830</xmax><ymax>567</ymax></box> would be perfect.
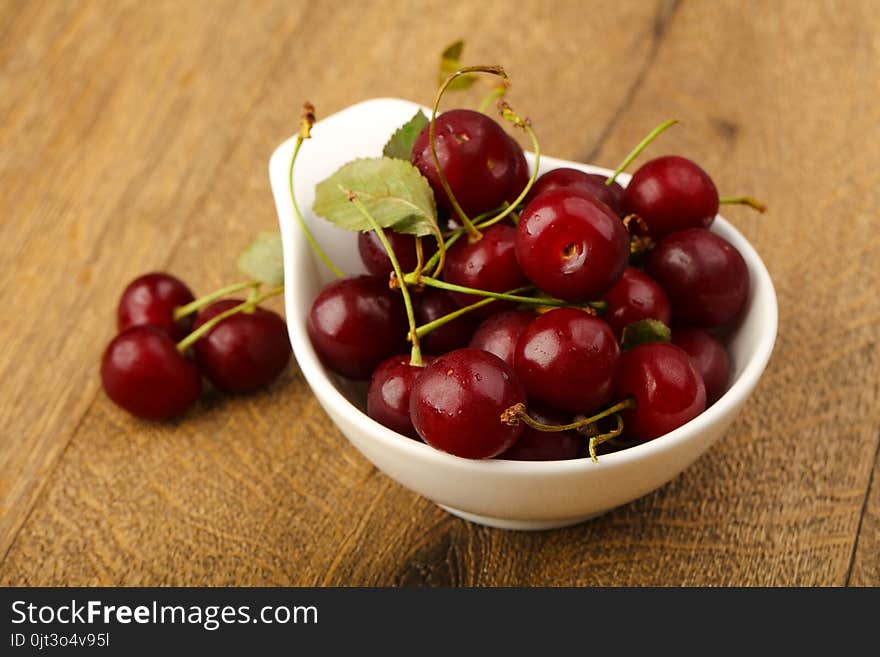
<box><xmin>272</xmin><ymin>96</ymin><xmax>779</xmax><ymax>475</ymax></box>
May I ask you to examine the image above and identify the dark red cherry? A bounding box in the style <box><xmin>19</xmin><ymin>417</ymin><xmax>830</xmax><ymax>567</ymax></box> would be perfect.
<box><xmin>615</xmin><ymin>342</ymin><xmax>706</xmax><ymax>441</ymax></box>
<box><xmin>603</xmin><ymin>266</ymin><xmax>672</xmax><ymax>338</ymax></box>
<box><xmin>413</xmin><ymin>289</ymin><xmax>477</xmax><ymax>354</ymax></box>
<box><xmin>409</xmin><ymin>348</ymin><xmax>525</xmax><ymax>459</ymax></box>
<box><xmin>367</xmin><ymin>355</ymin><xmax>434</xmax><ymax>439</ymax></box>
<box><xmin>468</xmin><ymin>309</ymin><xmax>534</xmax><ymax>368</ymax></box>
<box><xmin>358</xmin><ymin>229</ymin><xmax>437</xmax><ymax>280</ymax></box>
<box><xmin>673</xmin><ymin>328</ymin><xmax>730</xmax><ymax>404</ymax></box>
<box><xmin>101</xmin><ymin>325</ymin><xmax>201</xmax><ymax>420</ymax></box>
<box><xmin>525</xmin><ymin>167</ymin><xmax>625</xmax><ymax>215</ymax></box>
<box><xmin>117</xmin><ymin>272</ymin><xmax>195</xmax><ymax>341</ymax></box>
<box><xmin>516</xmin><ymin>187</ymin><xmax>629</xmax><ymax>301</ymax></box>
<box><xmin>497</xmin><ymin>403</ymin><xmax>582</xmax><ymax>461</ymax></box>
<box><xmin>646</xmin><ymin>228</ymin><xmax>749</xmax><ymax>328</ymax></box>
<box><xmin>623</xmin><ymin>156</ymin><xmax>719</xmax><ymax>237</ymax></box>
<box><xmin>410</xmin><ymin>109</ymin><xmax>521</xmax><ymax>217</ymax></box>
<box><xmin>443</xmin><ymin>223</ymin><xmax>527</xmax><ymax>317</ymax></box>
<box><xmin>514</xmin><ymin>308</ymin><xmax>619</xmax><ymax>414</ymax></box>
<box><xmin>505</xmin><ymin>134</ymin><xmax>530</xmax><ymax>205</ymax></box>
<box><xmin>307</xmin><ymin>275</ymin><xmax>407</xmax><ymax>379</ymax></box>
<box><xmin>192</xmin><ymin>299</ymin><xmax>291</xmax><ymax>394</ymax></box>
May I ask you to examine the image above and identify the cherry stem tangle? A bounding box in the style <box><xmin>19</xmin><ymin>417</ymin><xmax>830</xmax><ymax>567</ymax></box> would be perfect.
<box><xmin>414</xmin><ymin>286</ymin><xmax>531</xmax><ymax>339</ymax></box>
<box><xmin>605</xmin><ymin>119</ymin><xmax>679</xmax><ymax>187</ymax></box>
<box><xmin>173</xmin><ymin>280</ymin><xmax>260</xmax><ymax>321</ymax></box>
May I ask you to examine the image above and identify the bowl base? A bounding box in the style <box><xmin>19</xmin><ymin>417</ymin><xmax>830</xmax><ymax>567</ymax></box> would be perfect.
<box><xmin>438</xmin><ymin>505</ymin><xmax>606</xmax><ymax>531</ymax></box>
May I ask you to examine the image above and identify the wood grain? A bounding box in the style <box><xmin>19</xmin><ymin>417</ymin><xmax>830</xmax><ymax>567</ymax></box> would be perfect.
<box><xmin>0</xmin><ymin>0</ymin><xmax>878</xmax><ymax>586</ymax></box>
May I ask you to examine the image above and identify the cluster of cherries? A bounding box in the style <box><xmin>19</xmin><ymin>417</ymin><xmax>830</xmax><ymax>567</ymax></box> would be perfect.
<box><xmin>308</xmin><ymin>107</ymin><xmax>754</xmax><ymax>461</ymax></box>
<box><xmin>101</xmin><ymin>272</ymin><xmax>291</xmax><ymax>420</ymax></box>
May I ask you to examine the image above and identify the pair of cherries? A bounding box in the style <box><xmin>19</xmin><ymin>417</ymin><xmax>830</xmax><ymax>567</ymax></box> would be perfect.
<box><xmin>101</xmin><ymin>272</ymin><xmax>291</xmax><ymax>420</ymax></box>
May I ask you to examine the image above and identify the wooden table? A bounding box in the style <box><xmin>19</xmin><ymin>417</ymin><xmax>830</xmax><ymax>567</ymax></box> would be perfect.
<box><xmin>1</xmin><ymin>0</ymin><xmax>878</xmax><ymax>587</ymax></box>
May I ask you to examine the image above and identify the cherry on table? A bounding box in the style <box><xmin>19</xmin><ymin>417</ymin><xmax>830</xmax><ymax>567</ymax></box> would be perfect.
<box><xmin>410</xmin><ymin>109</ymin><xmax>524</xmax><ymax>217</ymax></box>
<box><xmin>307</xmin><ymin>275</ymin><xmax>408</xmax><ymax>380</ymax></box>
<box><xmin>515</xmin><ymin>187</ymin><xmax>629</xmax><ymax>302</ymax></box>
<box><xmin>468</xmin><ymin>309</ymin><xmax>534</xmax><ymax>368</ymax></box>
<box><xmin>524</xmin><ymin>167</ymin><xmax>625</xmax><ymax>216</ymax></box>
<box><xmin>409</xmin><ymin>348</ymin><xmax>525</xmax><ymax>459</ymax></box>
<box><xmin>614</xmin><ymin>342</ymin><xmax>706</xmax><ymax>441</ymax></box>
<box><xmin>443</xmin><ymin>223</ymin><xmax>527</xmax><ymax>317</ymax></box>
<box><xmin>623</xmin><ymin>155</ymin><xmax>719</xmax><ymax>237</ymax></box>
<box><xmin>367</xmin><ymin>354</ymin><xmax>433</xmax><ymax>439</ymax></box>
<box><xmin>192</xmin><ymin>299</ymin><xmax>291</xmax><ymax>394</ymax></box>
<box><xmin>497</xmin><ymin>403</ymin><xmax>582</xmax><ymax>461</ymax></box>
<box><xmin>117</xmin><ymin>272</ymin><xmax>195</xmax><ymax>341</ymax></box>
<box><xmin>603</xmin><ymin>266</ymin><xmax>671</xmax><ymax>339</ymax></box>
<box><xmin>413</xmin><ymin>289</ymin><xmax>477</xmax><ymax>355</ymax></box>
<box><xmin>358</xmin><ymin>229</ymin><xmax>437</xmax><ymax>280</ymax></box>
<box><xmin>646</xmin><ymin>228</ymin><xmax>749</xmax><ymax>328</ymax></box>
<box><xmin>101</xmin><ymin>325</ymin><xmax>201</xmax><ymax>420</ymax></box>
<box><xmin>673</xmin><ymin>328</ymin><xmax>730</xmax><ymax>404</ymax></box>
<box><xmin>514</xmin><ymin>308</ymin><xmax>619</xmax><ymax>414</ymax></box>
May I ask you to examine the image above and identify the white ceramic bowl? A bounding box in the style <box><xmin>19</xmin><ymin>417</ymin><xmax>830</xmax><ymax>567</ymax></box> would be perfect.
<box><xmin>269</xmin><ymin>98</ymin><xmax>778</xmax><ymax>530</ymax></box>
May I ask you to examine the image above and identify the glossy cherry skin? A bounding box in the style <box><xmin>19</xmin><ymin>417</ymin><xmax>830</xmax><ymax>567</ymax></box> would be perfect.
<box><xmin>192</xmin><ymin>299</ymin><xmax>291</xmax><ymax>394</ymax></box>
<box><xmin>623</xmin><ymin>156</ymin><xmax>719</xmax><ymax>237</ymax></box>
<box><xmin>516</xmin><ymin>187</ymin><xmax>629</xmax><ymax>301</ymax></box>
<box><xmin>409</xmin><ymin>349</ymin><xmax>525</xmax><ymax>459</ymax></box>
<box><xmin>307</xmin><ymin>275</ymin><xmax>407</xmax><ymax>379</ymax></box>
<box><xmin>603</xmin><ymin>266</ymin><xmax>672</xmax><ymax>338</ymax></box>
<box><xmin>414</xmin><ymin>289</ymin><xmax>477</xmax><ymax>355</ymax></box>
<box><xmin>410</xmin><ymin>109</ymin><xmax>522</xmax><ymax>217</ymax></box>
<box><xmin>646</xmin><ymin>228</ymin><xmax>749</xmax><ymax>328</ymax></box>
<box><xmin>468</xmin><ymin>309</ymin><xmax>534</xmax><ymax>368</ymax></box>
<box><xmin>497</xmin><ymin>403</ymin><xmax>582</xmax><ymax>461</ymax></box>
<box><xmin>615</xmin><ymin>342</ymin><xmax>706</xmax><ymax>441</ymax></box>
<box><xmin>673</xmin><ymin>328</ymin><xmax>730</xmax><ymax>404</ymax></box>
<box><xmin>117</xmin><ymin>272</ymin><xmax>195</xmax><ymax>341</ymax></box>
<box><xmin>367</xmin><ymin>355</ymin><xmax>434</xmax><ymax>439</ymax></box>
<box><xmin>358</xmin><ymin>229</ymin><xmax>437</xmax><ymax>280</ymax></box>
<box><xmin>101</xmin><ymin>325</ymin><xmax>202</xmax><ymax>420</ymax></box>
<box><xmin>514</xmin><ymin>308</ymin><xmax>619</xmax><ymax>414</ymax></box>
<box><xmin>505</xmin><ymin>134</ymin><xmax>530</xmax><ymax>205</ymax></box>
<box><xmin>443</xmin><ymin>223</ymin><xmax>528</xmax><ymax>317</ymax></box>
<box><xmin>525</xmin><ymin>167</ymin><xmax>624</xmax><ymax>216</ymax></box>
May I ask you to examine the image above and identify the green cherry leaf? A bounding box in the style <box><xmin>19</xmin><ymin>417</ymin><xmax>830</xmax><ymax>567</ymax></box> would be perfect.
<box><xmin>382</xmin><ymin>110</ymin><xmax>429</xmax><ymax>160</ymax></box>
<box><xmin>620</xmin><ymin>319</ymin><xmax>672</xmax><ymax>351</ymax></box>
<box><xmin>313</xmin><ymin>157</ymin><xmax>440</xmax><ymax>238</ymax></box>
<box><xmin>237</xmin><ymin>230</ymin><xmax>284</xmax><ymax>286</ymax></box>
<box><xmin>439</xmin><ymin>39</ymin><xmax>476</xmax><ymax>90</ymax></box>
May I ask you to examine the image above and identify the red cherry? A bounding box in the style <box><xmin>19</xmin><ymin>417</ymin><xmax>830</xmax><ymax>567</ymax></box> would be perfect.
<box><xmin>525</xmin><ymin>167</ymin><xmax>625</xmax><ymax>215</ymax></box>
<box><xmin>307</xmin><ymin>275</ymin><xmax>407</xmax><ymax>379</ymax></box>
<box><xmin>497</xmin><ymin>404</ymin><xmax>582</xmax><ymax>461</ymax></box>
<box><xmin>410</xmin><ymin>109</ymin><xmax>523</xmax><ymax>217</ymax></box>
<box><xmin>504</xmin><ymin>134</ymin><xmax>530</xmax><ymax>204</ymax></box>
<box><xmin>101</xmin><ymin>325</ymin><xmax>201</xmax><ymax>420</ymax></box>
<box><xmin>603</xmin><ymin>266</ymin><xmax>671</xmax><ymax>338</ymax></box>
<box><xmin>514</xmin><ymin>308</ymin><xmax>619</xmax><ymax>414</ymax></box>
<box><xmin>367</xmin><ymin>355</ymin><xmax>434</xmax><ymax>439</ymax></box>
<box><xmin>515</xmin><ymin>187</ymin><xmax>629</xmax><ymax>301</ymax></box>
<box><xmin>117</xmin><ymin>272</ymin><xmax>195</xmax><ymax>341</ymax></box>
<box><xmin>443</xmin><ymin>223</ymin><xmax>527</xmax><ymax>317</ymax></box>
<box><xmin>358</xmin><ymin>229</ymin><xmax>437</xmax><ymax>280</ymax></box>
<box><xmin>468</xmin><ymin>309</ymin><xmax>534</xmax><ymax>368</ymax></box>
<box><xmin>413</xmin><ymin>289</ymin><xmax>477</xmax><ymax>355</ymax></box>
<box><xmin>623</xmin><ymin>156</ymin><xmax>719</xmax><ymax>237</ymax></box>
<box><xmin>192</xmin><ymin>299</ymin><xmax>291</xmax><ymax>394</ymax></box>
<box><xmin>672</xmin><ymin>328</ymin><xmax>730</xmax><ymax>404</ymax></box>
<box><xmin>409</xmin><ymin>349</ymin><xmax>525</xmax><ymax>459</ymax></box>
<box><xmin>646</xmin><ymin>228</ymin><xmax>749</xmax><ymax>328</ymax></box>
<box><xmin>615</xmin><ymin>342</ymin><xmax>706</xmax><ymax>441</ymax></box>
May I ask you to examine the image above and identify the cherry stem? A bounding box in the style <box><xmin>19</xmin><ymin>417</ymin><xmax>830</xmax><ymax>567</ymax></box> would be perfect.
<box><xmin>176</xmin><ymin>286</ymin><xmax>285</xmax><ymax>353</ymax></box>
<box><xmin>346</xmin><ymin>191</ymin><xmax>423</xmax><ymax>368</ymax></box>
<box><xmin>501</xmin><ymin>397</ymin><xmax>635</xmax><ymax>433</ymax></box>
<box><xmin>431</xmin><ymin>65</ymin><xmax>509</xmax><ymax>242</ymax></box>
<box><xmin>605</xmin><ymin>119</ymin><xmax>679</xmax><ymax>187</ymax></box>
<box><xmin>289</xmin><ymin>104</ymin><xmax>344</xmax><ymax>278</ymax></box>
<box><xmin>172</xmin><ymin>280</ymin><xmax>260</xmax><ymax>321</ymax></box>
<box><xmin>477</xmin><ymin>82</ymin><xmax>508</xmax><ymax>114</ymax></box>
<box><xmin>719</xmin><ymin>196</ymin><xmax>767</xmax><ymax>213</ymax></box>
<box><xmin>409</xmin><ymin>275</ymin><xmax>600</xmax><ymax>311</ymax></box>
<box><xmin>587</xmin><ymin>414</ymin><xmax>624</xmax><ymax>463</ymax></box>
<box><xmin>419</xmin><ymin>206</ymin><xmax>500</xmax><ymax>276</ymax></box>
<box><xmin>414</xmin><ymin>286</ymin><xmax>531</xmax><ymax>339</ymax></box>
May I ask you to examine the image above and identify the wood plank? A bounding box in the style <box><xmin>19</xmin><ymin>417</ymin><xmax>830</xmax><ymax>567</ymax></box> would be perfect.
<box><xmin>0</xmin><ymin>0</ymin><xmax>672</xmax><ymax>584</ymax></box>
<box><xmin>849</xmin><ymin>447</ymin><xmax>880</xmax><ymax>585</ymax></box>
